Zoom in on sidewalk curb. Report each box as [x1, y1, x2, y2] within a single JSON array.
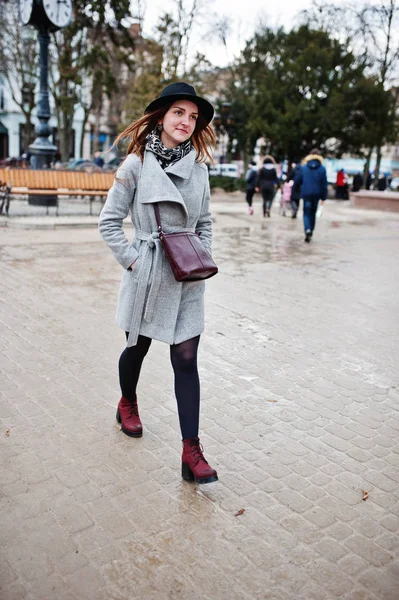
[[0, 217, 100, 229]]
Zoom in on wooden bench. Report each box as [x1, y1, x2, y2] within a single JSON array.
[[0, 168, 115, 215]]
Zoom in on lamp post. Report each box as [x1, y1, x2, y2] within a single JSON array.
[[28, 29, 57, 171], [213, 102, 235, 165], [19, 0, 73, 206]]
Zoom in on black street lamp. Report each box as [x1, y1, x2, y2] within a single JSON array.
[[28, 29, 57, 171], [213, 101, 235, 164], [19, 0, 73, 205]]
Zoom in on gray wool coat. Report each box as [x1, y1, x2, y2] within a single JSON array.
[[98, 149, 213, 347]]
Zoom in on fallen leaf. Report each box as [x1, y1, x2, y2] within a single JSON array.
[[267, 399, 278, 403], [234, 508, 245, 517], [361, 490, 369, 501], [5, 430, 9, 436]]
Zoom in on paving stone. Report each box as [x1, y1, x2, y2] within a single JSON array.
[[1, 199, 398, 599], [380, 514, 399, 532], [345, 536, 394, 567], [358, 569, 399, 600], [303, 506, 337, 529]]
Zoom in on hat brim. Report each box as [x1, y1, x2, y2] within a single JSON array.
[[145, 94, 214, 125]]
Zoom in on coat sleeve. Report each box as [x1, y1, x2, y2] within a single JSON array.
[[98, 157, 139, 270], [321, 167, 328, 201], [195, 171, 213, 255], [293, 167, 303, 196]]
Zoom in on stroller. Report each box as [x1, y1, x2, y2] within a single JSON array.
[[279, 180, 294, 216]]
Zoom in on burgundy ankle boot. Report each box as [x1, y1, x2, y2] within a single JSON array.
[[182, 437, 218, 484], [116, 396, 142, 437]]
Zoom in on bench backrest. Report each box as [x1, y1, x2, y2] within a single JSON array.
[[0, 168, 115, 191]]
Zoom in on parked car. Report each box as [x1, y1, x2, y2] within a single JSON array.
[[103, 156, 124, 172], [208, 163, 239, 178], [389, 176, 399, 191], [66, 159, 102, 173]]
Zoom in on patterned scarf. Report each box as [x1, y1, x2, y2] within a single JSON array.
[[145, 129, 192, 170]]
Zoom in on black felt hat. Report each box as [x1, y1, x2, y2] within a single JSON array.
[[145, 82, 214, 125]]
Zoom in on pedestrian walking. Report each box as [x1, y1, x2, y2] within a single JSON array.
[[377, 173, 387, 191], [94, 151, 104, 167], [245, 160, 258, 215], [255, 155, 280, 217], [366, 171, 373, 190], [352, 172, 363, 192], [287, 162, 301, 218], [294, 148, 328, 243], [281, 179, 293, 216], [99, 82, 218, 484], [335, 168, 347, 199]]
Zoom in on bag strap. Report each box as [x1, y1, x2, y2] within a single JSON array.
[[153, 204, 163, 234]]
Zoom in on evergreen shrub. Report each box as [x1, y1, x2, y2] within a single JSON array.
[[209, 176, 246, 192]]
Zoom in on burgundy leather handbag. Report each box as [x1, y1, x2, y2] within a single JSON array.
[[154, 204, 218, 282]]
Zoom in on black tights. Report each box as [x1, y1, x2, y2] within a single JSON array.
[[119, 334, 200, 439]]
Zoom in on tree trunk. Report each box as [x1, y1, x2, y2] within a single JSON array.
[[79, 107, 90, 159], [363, 148, 372, 189], [21, 113, 35, 152], [374, 145, 382, 186], [59, 112, 73, 162], [92, 104, 102, 156]]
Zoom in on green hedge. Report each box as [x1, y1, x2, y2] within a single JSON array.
[[209, 176, 246, 192]]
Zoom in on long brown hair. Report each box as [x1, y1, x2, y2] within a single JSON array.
[[114, 103, 216, 164]]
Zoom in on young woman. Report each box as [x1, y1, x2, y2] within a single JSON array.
[[99, 82, 218, 484]]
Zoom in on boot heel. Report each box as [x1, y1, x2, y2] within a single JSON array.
[[116, 409, 121, 423], [181, 461, 194, 481]]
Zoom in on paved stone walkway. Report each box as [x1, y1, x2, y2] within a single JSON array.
[[0, 195, 398, 600]]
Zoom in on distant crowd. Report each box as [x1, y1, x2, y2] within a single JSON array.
[[243, 149, 394, 244]]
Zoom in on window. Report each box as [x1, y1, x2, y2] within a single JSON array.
[[22, 87, 34, 106]]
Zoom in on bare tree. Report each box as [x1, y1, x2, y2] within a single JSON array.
[[301, 0, 399, 183], [358, 0, 399, 180], [0, 2, 39, 153], [154, 0, 214, 79]]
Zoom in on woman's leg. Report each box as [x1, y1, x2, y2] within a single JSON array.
[[171, 335, 218, 484], [170, 335, 200, 439], [117, 334, 152, 437], [119, 334, 152, 399], [268, 189, 276, 211], [261, 190, 268, 216]]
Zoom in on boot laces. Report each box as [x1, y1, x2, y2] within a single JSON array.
[[128, 402, 139, 417], [190, 441, 208, 467]]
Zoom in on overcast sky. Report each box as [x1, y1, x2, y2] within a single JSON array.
[[140, 0, 319, 67]]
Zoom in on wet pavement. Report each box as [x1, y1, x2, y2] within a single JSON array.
[[1, 194, 399, 600]]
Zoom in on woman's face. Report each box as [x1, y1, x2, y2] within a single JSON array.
[[159, 100, 198, 148]]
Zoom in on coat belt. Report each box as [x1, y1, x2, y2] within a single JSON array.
[[127, 229, 161, 347], [126, 226, 196, 347]]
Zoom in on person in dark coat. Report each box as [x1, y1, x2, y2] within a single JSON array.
[[287, 162, 302, 218], [366, 171, 373, 190], [294, 148, 328, 243], [377, 173, 387, 191], [255, 155, 279, 217], [352, 172, 363, 192], [245, 160, 258, 215]]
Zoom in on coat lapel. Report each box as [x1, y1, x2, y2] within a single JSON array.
[[138, 150, 196, 214]]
